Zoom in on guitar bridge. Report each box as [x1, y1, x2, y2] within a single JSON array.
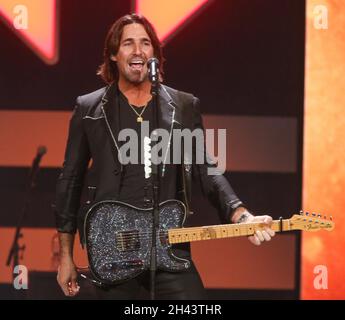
[[101, 260, 144, 272]]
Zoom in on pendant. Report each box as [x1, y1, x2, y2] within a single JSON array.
[[137, 116, 143, 122]]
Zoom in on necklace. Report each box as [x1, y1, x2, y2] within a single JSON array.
[[128, 102, 149, 122]]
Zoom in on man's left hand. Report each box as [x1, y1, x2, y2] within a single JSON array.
[[246, 215, 275, 246], [231, 208, 275, 246]]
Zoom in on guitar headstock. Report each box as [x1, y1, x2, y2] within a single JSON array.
[[290, 211, 335, 232]]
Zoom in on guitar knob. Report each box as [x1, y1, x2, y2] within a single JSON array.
[[300, 210, 304, 215]]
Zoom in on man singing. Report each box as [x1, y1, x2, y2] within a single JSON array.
[[55, 13, 275, 299]]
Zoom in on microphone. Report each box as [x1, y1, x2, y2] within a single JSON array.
[[6, 145, 47, 269], [29, 146, 47, 186], [147, 57, 159, 84], [33, 146, 47, 166]]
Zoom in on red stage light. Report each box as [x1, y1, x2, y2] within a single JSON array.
[[0, 0, 59, 65], [135, 0, 210, 43]]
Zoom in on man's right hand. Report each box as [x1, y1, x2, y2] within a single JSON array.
[[57, 257, 80, 297]]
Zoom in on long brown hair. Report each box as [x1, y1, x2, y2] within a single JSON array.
[[97, 13, 165, 84]]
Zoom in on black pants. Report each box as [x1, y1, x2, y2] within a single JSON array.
[[92, 261, 207, 300]]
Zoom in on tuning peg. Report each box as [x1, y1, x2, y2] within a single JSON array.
[[305, 212, 309, 216], [330, 216, 333, 221], [324, 215, 327, 219], [299, 210, 304, 215], [317, 214, 322, 218], [312, 213, 316, 217]]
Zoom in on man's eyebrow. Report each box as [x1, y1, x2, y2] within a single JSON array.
[[121, 37, 131, 43], [121, 37, 151, 43]]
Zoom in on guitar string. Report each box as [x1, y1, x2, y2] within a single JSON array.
[[109, 220, 290, 238], [114, 227, 275, 248], [112, 222, 322, 248], [91, 221, 321, 246], [109, 219, 324, 240], [114, 225, 254, 239], [114, 232, 251, 245], [110, 223, 291, 244], [111, 224, 259, 240], [111, 223, 280, 242]]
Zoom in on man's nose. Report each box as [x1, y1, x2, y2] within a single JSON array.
[[133, 43, 143, 55]]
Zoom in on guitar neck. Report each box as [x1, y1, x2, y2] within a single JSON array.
[[168, 219, 293, 244]]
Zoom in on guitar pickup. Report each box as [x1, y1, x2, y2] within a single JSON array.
[[115, 230, 141, 252]]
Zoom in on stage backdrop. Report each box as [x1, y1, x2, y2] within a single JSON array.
[[302, 0, 345, 299]]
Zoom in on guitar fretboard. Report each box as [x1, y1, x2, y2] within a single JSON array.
[[168, 219, 292, 244]]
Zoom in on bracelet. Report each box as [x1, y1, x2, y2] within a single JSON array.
[[237, 212, 250, 224]]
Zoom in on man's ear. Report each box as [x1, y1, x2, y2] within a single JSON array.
[[110, 55, 117, 62]]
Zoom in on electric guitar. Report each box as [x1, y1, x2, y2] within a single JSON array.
[[83, 199, 334, 285]]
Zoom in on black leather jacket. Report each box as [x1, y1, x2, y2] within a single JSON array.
[[54, 84, 243, 244]]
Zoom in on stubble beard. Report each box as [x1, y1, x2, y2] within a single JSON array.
[[123, 69, 148, 85]]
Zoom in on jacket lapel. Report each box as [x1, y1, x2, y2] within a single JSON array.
[[99, 83, 124, 168], [158, 85, 177, 176], [158, 84, 175, 131], [98, 83, 177, 176]]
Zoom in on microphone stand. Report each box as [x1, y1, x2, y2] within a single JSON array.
[[149, 71, 160, 300], [6, 146, 47, 287]]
